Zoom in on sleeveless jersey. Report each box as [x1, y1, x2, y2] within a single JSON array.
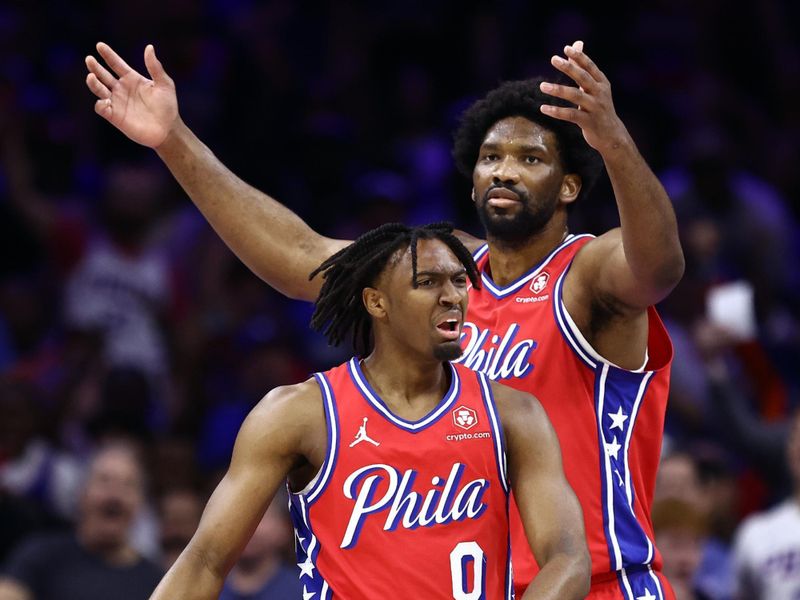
[[454, 234, 674, 600], [289, 358, 513, 600]]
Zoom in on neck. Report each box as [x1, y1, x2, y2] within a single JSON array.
[[486, 214, 568, 287], [230, 555, 280, 594], [360, 346, 450, 415]]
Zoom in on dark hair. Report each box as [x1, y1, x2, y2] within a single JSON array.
[[452, 78, 603, 204], [309, 222, 480, 355]]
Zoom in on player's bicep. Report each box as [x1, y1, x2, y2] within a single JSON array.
[[572, 229, 673, 311], [501, 389, 586, 563]]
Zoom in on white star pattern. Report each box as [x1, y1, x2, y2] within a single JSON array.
[[605, 436, 622, 460], [608, 406, 629, 430], [636, 589, 656, 600], [614, 468, 624, 486], [303, 585, 316, 600], [297, 557, 315, 578]]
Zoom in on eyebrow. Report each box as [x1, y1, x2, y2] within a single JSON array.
[[480, 142, 548, 154]]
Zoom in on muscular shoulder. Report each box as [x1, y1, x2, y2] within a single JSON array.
[[241, 377, 326, 459]]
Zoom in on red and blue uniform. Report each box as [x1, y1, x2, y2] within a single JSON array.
[[456, 234, 675, 600], [289, 358, 512, 599]]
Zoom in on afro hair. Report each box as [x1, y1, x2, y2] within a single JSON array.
[[452, 78, 604, 204]]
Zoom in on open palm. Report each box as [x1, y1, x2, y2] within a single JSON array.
[[85, 42, 178, 148]]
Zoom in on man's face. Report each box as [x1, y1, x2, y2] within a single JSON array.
[[373, 238, 469, 362], [240, 497, 292, 562], [80, 447, 143, 545], [472, 116, 570, 244]]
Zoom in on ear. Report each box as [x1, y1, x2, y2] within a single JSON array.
[[363, 287, 387, 320], [559, 173, 581, 206], [471, 187, 477, 203]]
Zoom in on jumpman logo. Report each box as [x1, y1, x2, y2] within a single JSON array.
[[349, 417, 380, 448]]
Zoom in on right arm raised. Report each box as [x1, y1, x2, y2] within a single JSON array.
[[85, 42, 349, 301], [149, 380, 321, 599]]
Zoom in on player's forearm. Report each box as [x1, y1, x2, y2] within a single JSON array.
[[603, 135, 684, 299], [520, 549, 591, 600], [155, 120, 342, 301], [148, 548, 226, 600]]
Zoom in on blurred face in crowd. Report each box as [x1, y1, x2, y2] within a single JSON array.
[[159, 489, 204, 569], [239, 495, 292, 565], [655, 452, 704, 510], [657, 525, 704, 599], [79, 445, 144, 550], [652, 498, 707, 600]]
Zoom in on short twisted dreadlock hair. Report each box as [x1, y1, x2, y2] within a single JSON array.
[[452, 78, 603, 205], [309, 222, 480, 356]]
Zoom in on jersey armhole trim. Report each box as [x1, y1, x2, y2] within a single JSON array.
[[553, 266, 651, 373], [291, 372, 339, 503], [477, 372, 510, 494]]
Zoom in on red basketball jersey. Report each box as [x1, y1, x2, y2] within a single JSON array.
[[289, 358, 513, 599], [455, 234, 673, 599]]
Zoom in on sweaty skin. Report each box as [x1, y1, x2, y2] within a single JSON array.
[[146, 240, 589, 600]]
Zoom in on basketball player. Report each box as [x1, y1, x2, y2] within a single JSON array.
[[148, 224, 589, 599], [85, 39, 683, 599]]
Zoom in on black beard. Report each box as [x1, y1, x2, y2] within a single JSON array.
[[476, 186, 557, 246], [434, 342, 463, 361]]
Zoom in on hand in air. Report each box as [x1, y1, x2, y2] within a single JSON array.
[[85, 42, 178, 148], [539, 40, 631, 154]]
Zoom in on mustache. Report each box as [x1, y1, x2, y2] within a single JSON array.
[[482, 183, 525, 203]]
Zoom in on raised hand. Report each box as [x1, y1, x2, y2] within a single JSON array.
[[539, 41, 631, 155], [85, 42, 179, 148]]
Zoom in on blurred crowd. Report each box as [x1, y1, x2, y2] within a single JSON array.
[[1, 1, 799, 599]]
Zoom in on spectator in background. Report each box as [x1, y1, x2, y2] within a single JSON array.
[[0, 442, 161, 600], [652, 498, 709, 600], [0, 377, 82, 522], [63, 163, 177, 395], [157, 487, 204, 570], [656, 450, 735, 600], [732, 409, 800, 599], [219, 490, 300, 600]]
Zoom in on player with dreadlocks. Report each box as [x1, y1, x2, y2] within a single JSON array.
[[309, 222, 480, 357], [147, 223, 589, 600]]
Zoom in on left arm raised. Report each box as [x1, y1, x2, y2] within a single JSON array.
[[541, 41, 684, 309], [493, 382, 590, 600]]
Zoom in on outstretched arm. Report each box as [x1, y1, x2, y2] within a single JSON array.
[[541, 41, 684, 311], [85, 42, 349, 301], [493, 382, 590, 600], [149, 381, 319, 599]]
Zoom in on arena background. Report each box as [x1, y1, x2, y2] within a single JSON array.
[[1, 1, 798, 597]]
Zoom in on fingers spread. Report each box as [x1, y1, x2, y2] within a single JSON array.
[[96, 41, 133, 77], [86, 73, 111, 99], [540, 104, 585, 126], [539, 81, 588, 109], [563, 43, 605, 83], [550, 54, 596, 91], [85, 55, 117, 89]]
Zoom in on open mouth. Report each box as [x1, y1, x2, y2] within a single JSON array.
[[435, 315, 462, 341]]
